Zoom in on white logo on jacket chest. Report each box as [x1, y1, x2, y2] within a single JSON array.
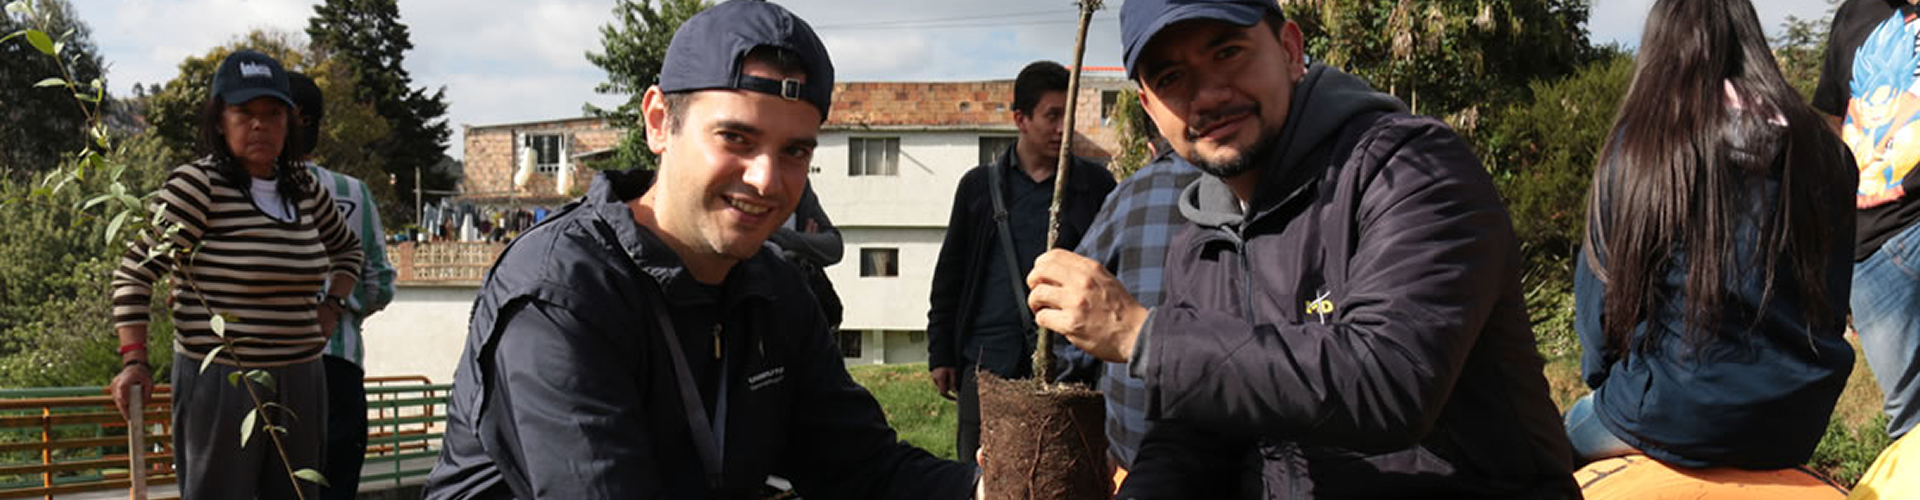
[[748, 367, 785, 391]]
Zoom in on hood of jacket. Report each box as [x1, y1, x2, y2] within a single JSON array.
[[1179, 63, 1408, 230]]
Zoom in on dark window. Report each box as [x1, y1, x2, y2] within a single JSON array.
[[1100, 90, 1120, 125], [978, 136, 1017, 166], [525, 134, 563, 174], [860, 248, 899, 277], [839, 331, 863, 358], [848, 137, 900, 176]]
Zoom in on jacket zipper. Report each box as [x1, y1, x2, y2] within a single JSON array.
[[1226, 227, 1256, 324]]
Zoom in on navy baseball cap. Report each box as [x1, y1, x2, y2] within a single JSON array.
[[659, 0, 835, 121], [210, 49, 294, 108], [1121, 0, 1283, 79]]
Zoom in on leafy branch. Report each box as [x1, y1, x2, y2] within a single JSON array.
[[4, 0, 327, 495]]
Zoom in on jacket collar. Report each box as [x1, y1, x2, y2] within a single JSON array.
[[585, 168, 778, 307]]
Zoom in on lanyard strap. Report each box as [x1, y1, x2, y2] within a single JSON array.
[[985, 161, 1038, 332], [646, 291, 727, 493]]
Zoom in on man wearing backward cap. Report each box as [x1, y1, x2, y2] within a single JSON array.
[[423, 1, 975, 498]]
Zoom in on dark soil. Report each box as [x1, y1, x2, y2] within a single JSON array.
[[978, 372, 1109, 500]]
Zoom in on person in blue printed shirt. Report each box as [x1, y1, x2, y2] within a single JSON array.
[[1071, 117, 1199, 480], [1814, 0, 1920, 441], [290, 71, 398, 500]]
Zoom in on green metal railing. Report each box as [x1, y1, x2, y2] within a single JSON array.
[[0, 376, 447, 499], [361, 377, 451, 487]]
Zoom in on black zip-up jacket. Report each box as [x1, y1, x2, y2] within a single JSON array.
[[423, 169, 972, 499], [1119, 65, 1579, 499], [926, 145, 1116, 371]]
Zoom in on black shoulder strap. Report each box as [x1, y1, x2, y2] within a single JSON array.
[[985, 162, 1038, 331], [644, 290, 727, 493]]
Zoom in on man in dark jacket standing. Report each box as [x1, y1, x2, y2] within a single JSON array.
[[422, 2, 973, 498], [1025, 0, 1578, 497], [926, 61, 1116, 469]]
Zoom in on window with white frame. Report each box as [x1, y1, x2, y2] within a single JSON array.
[[978, 136, 1017, 166], [523, 133, 564, 174], [848, 137, 899, 176]]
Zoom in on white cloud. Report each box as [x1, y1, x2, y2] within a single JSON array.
[[76, 0, 312, 90], [820, 33, 936, 79]]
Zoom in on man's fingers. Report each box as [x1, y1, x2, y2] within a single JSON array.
[[1026, 249, 1081, 288], [1036, 248, 1096, 273], [1027, 282, 1060, 312], [1034, 308, 1075, 337]]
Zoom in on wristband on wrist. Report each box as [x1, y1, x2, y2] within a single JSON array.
[[118, 343, 146, 355], [323, 295, 348, 310], [122, 359, 150, 370]]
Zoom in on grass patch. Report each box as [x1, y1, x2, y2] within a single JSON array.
[[849, 362, 957, 461]]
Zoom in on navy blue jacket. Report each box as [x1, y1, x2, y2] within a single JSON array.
[[423, 169, 972, 499], [1578, 144, 1856, 469], [1119, 65, 1577, 499]]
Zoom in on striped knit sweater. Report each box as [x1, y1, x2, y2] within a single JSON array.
[[112, 157, 365, 367]]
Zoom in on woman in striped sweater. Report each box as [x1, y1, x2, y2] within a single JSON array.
[[108, 50, 363, 500]]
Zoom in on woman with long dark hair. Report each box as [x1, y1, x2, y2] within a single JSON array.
[[1567, 0, 1857, 470], [108, 50, 363, 499]]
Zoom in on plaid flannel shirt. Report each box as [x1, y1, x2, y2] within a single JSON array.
[[1072, 153, 1201, 468]]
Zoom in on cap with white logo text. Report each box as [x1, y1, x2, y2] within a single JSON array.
[[210, 49, 295, 109]]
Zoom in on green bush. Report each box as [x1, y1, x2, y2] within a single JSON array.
[[1479, 50, 1632, 269], [0, 132, 176, 388]]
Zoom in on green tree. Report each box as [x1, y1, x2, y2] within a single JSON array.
[[1107, 88, 1152, 179], [585, 0, 709, 171], [1284, 0, 1593, 135], [307, 0, 453, 225], [1481, 49, 1631, 264], [1775, 1, 1840, 100], [1476, 50, 1632, 362], [0, 132, 176, 387], [0, 0, 103, 180]]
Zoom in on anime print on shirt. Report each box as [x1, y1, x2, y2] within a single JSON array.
[[1844, 11, 1920, 208]]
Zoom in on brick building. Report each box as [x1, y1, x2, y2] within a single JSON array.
[[460, 116, 623, 206]]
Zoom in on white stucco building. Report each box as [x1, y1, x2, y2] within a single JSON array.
[[812, 75, 1128, 365]]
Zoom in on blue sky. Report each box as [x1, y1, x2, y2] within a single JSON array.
[[69, 0, 1835, 160]]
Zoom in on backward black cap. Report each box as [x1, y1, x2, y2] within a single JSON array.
[[659, 0, 835, 121]]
